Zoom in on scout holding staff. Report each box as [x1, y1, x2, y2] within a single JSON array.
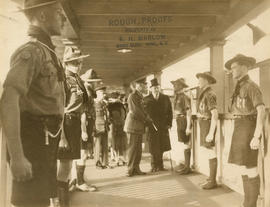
[[57, 47, 91, 206], [196, 72, 219, 190], [93, 84, 111, 169], [144, 78, 173, 172], [0, 0, 66, 206], [225, 54, 265, 207], [124, 79, 153, 177], [171, 78, 192, 175]]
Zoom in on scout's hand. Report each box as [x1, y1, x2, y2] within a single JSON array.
[[59, 132, 69, 149], [206, 133, 214, 142], [82, 131, 88, 142], [10, 157, 32, 182], [250, 137, 260, 150], [186, 128, 191, 136]]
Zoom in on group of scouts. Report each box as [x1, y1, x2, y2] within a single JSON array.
[[0, 1, 266, 207]]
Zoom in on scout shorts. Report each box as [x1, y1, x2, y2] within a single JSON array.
[[228, 117, 258, 168], [199, 119, 216, 149], [176, 116, 191, 144]]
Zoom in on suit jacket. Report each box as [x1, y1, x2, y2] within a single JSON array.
[[144, 93, 173, 152], [124, 90, 148, 134]]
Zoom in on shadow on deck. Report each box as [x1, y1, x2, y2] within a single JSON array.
[[70, 154, 242, 207]]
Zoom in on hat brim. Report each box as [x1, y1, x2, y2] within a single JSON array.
[[95, 86, 106, 91], [150, 83, 160, 88], [83, 78, 102, 83], [64, 54, 90, 63], [16, 1, 57, 12], [170, 80, 188, 88], [225, 56, 256, 70], [196, 73, 216, 84]]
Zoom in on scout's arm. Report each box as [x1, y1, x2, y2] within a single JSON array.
[[186, 108, 192, 135], [206, 108, 218, 142], [167, 95, 173, 128], [250, 105, 265, 150], [81, 112, 88, 141]]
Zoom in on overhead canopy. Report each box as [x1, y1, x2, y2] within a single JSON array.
[[11, 0, 270, 87]]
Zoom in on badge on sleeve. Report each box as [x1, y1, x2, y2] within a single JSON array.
[[20, 51, 31, 60]]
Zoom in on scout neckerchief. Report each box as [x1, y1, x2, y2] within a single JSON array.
[[231, 75, 249, 106]]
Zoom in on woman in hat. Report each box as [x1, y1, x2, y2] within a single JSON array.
[[171, 78, 192, 175], [196, 72, 218, 190], [225, 54, 265, 207]]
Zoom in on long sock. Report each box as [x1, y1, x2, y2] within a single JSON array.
[[184, 149, 191, 168], [209, 158, 217, 182], [57, 181, 69, 207], [248, 175, 260, 207], [242, 175, 249, 207], [76, 165, 86, 185]]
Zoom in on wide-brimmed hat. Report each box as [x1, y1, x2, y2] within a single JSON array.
[[63, 47, 89, 63], [171, 78, 188, 88], [196, 72, 216, 84], [225, 54, 256, 70], [95, 84, 106, 91], [110, 91, 120, 99], [150, 78, 160, 88], [135, 78, 147, 85], [80, 69, 102, 82], [17, 0, 57, 12]]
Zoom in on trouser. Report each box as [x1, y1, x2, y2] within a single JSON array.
[[126, 133, 143, 173], [94, 132, 108, 166]]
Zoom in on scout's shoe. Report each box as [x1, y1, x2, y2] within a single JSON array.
[[178, 166, 192, 175], [76, 183, 98, 192], [201, 180, 217, 190], [134, 169, 147, 175]]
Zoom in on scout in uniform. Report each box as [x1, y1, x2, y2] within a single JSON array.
[[225, 54, 265, 207], [80, 69, 102, 161], [196, 72, 218, 190], [171, 78, 192, 175], [124, 79, 152, 177], [93, 85, 111, 169], [56, 47, 90, 206], [144, 78, 173, 172], [0, 1, 66, 206]]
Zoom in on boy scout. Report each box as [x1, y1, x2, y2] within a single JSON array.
[[196, 72, 218, 190], [0, 1, 66, 206], [171, 78, 192, 175], [124, 79, 152, 177], [225, 54, 265, 207], [57, 47, 90, 206], [93, 85, 111, 169]]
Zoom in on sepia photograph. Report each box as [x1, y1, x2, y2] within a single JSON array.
[[0, 0, 270, 207]]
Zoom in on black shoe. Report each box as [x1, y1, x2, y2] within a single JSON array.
[[178, 167, 192, 175], [134, 170, 147, 175], [150, 168, 157, 173], [159, 167, 168, 171]]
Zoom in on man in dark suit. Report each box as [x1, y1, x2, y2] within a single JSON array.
[[144, 78, 173, 172], [124, 79, 151, 177]]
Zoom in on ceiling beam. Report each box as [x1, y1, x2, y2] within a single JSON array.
[[72, 1, 228, 16], [77, 15, 216, 28], [130, 0, 270, 80], [59, 0, 80, 38]]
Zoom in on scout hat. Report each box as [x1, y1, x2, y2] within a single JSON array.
[[80, 69, 102, 82], [95, 84, 106, 91], [135, 78, 147, 85], [150, 78, 159, 87], [196, 71, 216, 84], [110, 91, 120, 99], [225, 54, 256, 70], [170, 78, 188, 88], [63, 47, 89, 63], [17, 0, 57, 12]]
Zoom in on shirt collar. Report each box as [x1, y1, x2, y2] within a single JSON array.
[[237, 75, 249, 86], [27, 25, 55, 51]]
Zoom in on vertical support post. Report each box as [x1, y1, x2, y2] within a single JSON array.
[[259, 63, 270, 207], [209, 40, 226, 183]]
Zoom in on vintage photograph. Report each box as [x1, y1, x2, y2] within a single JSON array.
[[0, 0, 269, 207]]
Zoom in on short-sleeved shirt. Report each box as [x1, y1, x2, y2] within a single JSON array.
[[94, 99, 109, 132], [197, 86, 217, 119], [65, 71, 88, 114], [174, 92, 191, 115], [3, 25, 65, 116], [231, 75, 264, 115]]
